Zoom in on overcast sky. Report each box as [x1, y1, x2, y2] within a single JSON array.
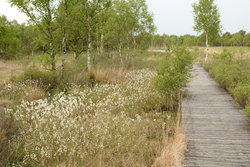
[[0, 0, 250, 35]]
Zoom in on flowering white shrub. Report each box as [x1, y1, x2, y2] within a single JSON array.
[[6, 69, 173, 166]]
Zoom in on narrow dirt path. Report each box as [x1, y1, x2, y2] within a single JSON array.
[[182, 64, 250, 167]]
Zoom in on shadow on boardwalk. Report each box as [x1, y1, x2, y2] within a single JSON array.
[[183, 64, 250, 167]]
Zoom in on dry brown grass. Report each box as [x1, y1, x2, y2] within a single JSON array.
[[23, 86, 46, 102], [0, 60, 24, 85], [89, 67, 125, 83], [197, 47, 250, 60], [152, 127, 187, 167]]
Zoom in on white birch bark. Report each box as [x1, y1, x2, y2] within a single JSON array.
[[205, 33, 209, 62], [119, 40, 123, 64], [87, 15, 92, 71]]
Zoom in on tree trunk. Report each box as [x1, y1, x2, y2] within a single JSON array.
[[87, 28, 91, 71], [100, 34, 104, 55], [133, 36, 136, 50], [51, 55, 56, 70], [61, 0, 68, 79], [74, 52, 80, 59], [119, 41, 123, 65], [31, 50, 34, 57], [205, 33, 209, 62], [126, 35, 130, 61], [86, 3, 92, 71], [50, 42, 56, 71], [61, 36, 66, 79]]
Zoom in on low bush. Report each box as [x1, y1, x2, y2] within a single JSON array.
[[244, 101, 250, 115], [12, 68, 59, 91], [154, 46, 194, 110], [231, 84, 250, 107]]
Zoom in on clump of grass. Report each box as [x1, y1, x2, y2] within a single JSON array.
[[244, 101, 250, 115], [89, 67, 124, 83], [0, 80, 46, 103], [11, 68, 59, 91], [152, 127, 187, 167], [232, 84, 250, 107]]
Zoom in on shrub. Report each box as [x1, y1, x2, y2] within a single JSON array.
[[244, 101, 250, 116], [154, 46, 193, 111], [61, 56, 89, 85], [231, 84, 250, 107], [154, 46, 193, 96], [12, 68, 59, 91]]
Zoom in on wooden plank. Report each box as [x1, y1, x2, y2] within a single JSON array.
[[183, 65, 250, 167]]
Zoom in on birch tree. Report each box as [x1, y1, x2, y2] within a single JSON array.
[[83, 0, 112, 71], [103, 0, 154, 64], [193, 0, 221, 62], [57, 0, 70, 77], [9, 0, 60, 70]]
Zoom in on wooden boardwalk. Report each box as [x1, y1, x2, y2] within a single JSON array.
[[182, 64, 250, 167]]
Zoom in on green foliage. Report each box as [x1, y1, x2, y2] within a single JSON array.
[[61, 56, 90, 85], [205, 50, 250, 115], [154, 46, 193, 95], [244, 102, 250, 116], [193, 0, 221, 61], [0, 15, 22, 59], [151, 30, 250, 48], [38, 53, 55, 69], [9, 0, 60, 70], [232, 84, 250, 107], [193, 0, 221, 36]]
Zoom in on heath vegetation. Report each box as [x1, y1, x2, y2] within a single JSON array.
[[203, 48, 250, 115], [1, 0, 249, 166]]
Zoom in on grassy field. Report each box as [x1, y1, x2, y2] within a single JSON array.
[[194, 46, 250, 62], [0, 50, 191, 167]]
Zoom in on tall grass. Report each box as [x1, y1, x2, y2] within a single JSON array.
[[3, 69, 178, 166], [152, 128, 187, 167]]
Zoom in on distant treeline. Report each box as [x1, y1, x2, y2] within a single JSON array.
[[151, 30, 250, 48]]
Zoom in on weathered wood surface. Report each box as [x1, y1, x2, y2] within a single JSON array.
[[183, 64, 250, 167]]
